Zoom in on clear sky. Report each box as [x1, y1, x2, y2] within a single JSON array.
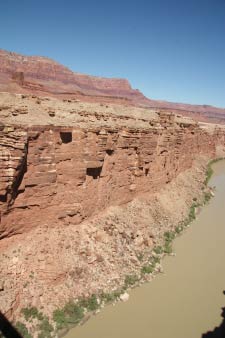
[[0, 0, 225, 107]]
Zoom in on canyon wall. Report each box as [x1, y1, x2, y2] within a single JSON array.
[[0, 49, 144, 100], [1, 49, 225, 124], [1, 96, 225, 330], [1, 113, 225, 240]]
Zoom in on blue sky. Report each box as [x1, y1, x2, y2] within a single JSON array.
[[0, 0, 225, 107]]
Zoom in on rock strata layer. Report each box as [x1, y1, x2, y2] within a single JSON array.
[[0, 49, 225, 123], [0, 92, 225, 331], [1, 99, 224, 239]]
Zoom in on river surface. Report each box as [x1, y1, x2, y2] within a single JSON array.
[[65, 161, 225, 338]]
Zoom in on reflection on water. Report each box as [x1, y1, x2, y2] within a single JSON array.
[[65, 161, 225, 338]]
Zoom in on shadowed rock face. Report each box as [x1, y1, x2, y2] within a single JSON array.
[[0, 49, 225, 123]]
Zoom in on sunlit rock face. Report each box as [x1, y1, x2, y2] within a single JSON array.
[[0, 49, 225, 123], [1, 108, 225, 239], [0, 89, 225, 324]]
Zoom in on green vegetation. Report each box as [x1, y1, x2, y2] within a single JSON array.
[[164, 242, 172, 254], [22, 306, 44, 321], [124, 274, 139, 287], [136, 252, 144, 261], [163, 231, 175, 254], [140, 251, 161, 276], [203, 191, 212, 204], [52, 309, 67, 330], [21, 307, 54, 337], [15, 322, 32, 338], [100, 292, 116, 303], [204, 158, 224, 185], [141, 265, 154, 275], [78, 294, 99, 311], [37, 317, 54, 338], [204, 165, 213, 185], [63, 301, 85, 323], [153, 246, 163, 254], [53, 301, 84, 330], [17, 158, 224, 338], [100, 290, 122, 304], [100, 288, 125, 303], [151, 255, 160, 265], [175, 225, 183, 234], [53, 295, 100, 331], [164, 231, 175, 242], [188, 204, 196, 221]]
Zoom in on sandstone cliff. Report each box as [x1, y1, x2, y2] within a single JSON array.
[[0, 49, 225, 123], [1, 93, 224, 240], [0, 49, 146, 104], [0, 92, 225, 337]]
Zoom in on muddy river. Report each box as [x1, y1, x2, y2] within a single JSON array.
[[65, 160, 225, 338]]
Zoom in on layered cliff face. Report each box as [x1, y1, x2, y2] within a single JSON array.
[[0, 92, 225, 332], [0, 49, 146, 103], [0, 49, 225, 123], [1, 97, 224, 240]]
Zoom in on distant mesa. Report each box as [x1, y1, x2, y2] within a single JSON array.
[[0, 48, 225, 123]]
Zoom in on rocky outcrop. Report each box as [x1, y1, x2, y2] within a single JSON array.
[[0, 111, 225, 239], [0, 126, 27, 229]]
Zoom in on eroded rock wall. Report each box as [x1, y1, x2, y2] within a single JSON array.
[[1, 114, 225, 239]]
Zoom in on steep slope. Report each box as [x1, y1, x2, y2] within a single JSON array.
[[0, 92, 225, 337]]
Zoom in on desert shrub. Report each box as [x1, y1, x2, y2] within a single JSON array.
[[164, 231, 175, 242], [37, 317, 53, 338], [124, 274, 139, 287], [63, 301, 84, 324], [22, 307, 44, 321], [53, 309, 67, 329], [100, 290, 122, 303], [204, 191, 211, 204], [153, 246, 163, 254], [164, 243, 172, 254], [175, 225, 183, 234], [86, 295, 99, 311], [151, 255, 160, 265], [141, 265, 154, 274], [204, 164, 213, 185], [15, 322, 32, 338], [188, 204, 196, 222], [78, 294, 99, 312]]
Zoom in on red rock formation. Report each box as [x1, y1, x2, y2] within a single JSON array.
[[0, 92, 225, 330], [0, 54, 225, 331], [0, 49, 225, 123], [0, 49, 145, 102], [0, 113, 225, 239]]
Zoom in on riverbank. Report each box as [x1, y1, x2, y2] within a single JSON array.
[[8, 156, 223, 338], [65, 159, 225, 338], [59, 158, 223, 338]]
